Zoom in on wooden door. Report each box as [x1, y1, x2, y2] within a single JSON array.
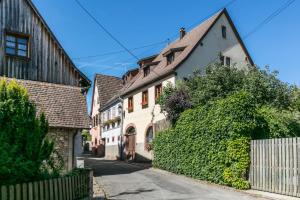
[[125, 134, 136, 160], [128, 135, 135, 152]]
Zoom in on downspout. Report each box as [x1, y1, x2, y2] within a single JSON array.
[[118, 97, 124, 160], [72, 131, 77, 169]]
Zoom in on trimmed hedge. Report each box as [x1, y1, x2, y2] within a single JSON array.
[[153, 90, 300, 189], [153, 91, 255, 189]]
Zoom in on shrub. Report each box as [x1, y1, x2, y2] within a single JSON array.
[[223, 137, 250, 189], [158, 82, 192, 125], [254, 106, 300, 139], [154, 91, 256, 189], [0, 79, 57, 185]]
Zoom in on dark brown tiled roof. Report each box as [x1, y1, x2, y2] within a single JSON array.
[[1, 77, 90, 129], [94, 74, 123, 108]]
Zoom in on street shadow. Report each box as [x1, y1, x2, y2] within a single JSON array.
[[109, 188, 155, 198], [84, 157, 151, 177]]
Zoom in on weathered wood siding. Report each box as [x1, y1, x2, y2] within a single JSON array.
[[250, 138, 300, 197], [0, 0, 88, 86]]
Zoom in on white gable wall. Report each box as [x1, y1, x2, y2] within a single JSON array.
[[90, 81, 101, 147], [176, 14, 250, 79]]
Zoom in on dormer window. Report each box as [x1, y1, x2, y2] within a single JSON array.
[[143, 66, 150, 77], [5, 32, 30, 58], [163, 46, 185, 65], [222, 25, 227, 39], [166, 53, 175, 65]]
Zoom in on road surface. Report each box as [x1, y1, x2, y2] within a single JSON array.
[[85, 157, 266, 200]]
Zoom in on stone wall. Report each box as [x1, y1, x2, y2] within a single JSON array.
[[135, 143, 153, 162], [48, 128, 77, 171]]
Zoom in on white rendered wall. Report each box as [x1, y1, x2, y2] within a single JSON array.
[[176, 14, 250, 79], [90, 82, 101, 147], [122, 75, 175, 159]]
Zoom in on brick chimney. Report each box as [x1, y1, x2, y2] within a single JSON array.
[[180, 27, 186, 39]]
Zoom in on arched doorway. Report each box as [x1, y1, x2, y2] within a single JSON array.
[[125, 126, 136, 161]]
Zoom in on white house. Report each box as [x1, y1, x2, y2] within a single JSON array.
[[120, 8, 253, 161], [100, 98, 123, 160], [90, 74, 123, 156]]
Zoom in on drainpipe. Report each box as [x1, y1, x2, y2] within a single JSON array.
[[118, 97, 124, 160]]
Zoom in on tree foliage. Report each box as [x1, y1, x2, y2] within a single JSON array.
[[82, 129, 91, 141], [158, 83, 192, 124], [159, 64, 297, 124], [0, 79, 56, 185]]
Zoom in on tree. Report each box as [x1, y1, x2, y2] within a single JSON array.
[[159, 63, 298, 122], [292, 88, 300, 111], [184, 64, 295, 109], [0, 79, 55, 185], [158, 82, 192, 125], [82, 129, 91, 142]]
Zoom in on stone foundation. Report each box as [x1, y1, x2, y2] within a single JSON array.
[[48, 128, 78, 171], [135, 143, 153, 162], [105, 145, 120, 160]]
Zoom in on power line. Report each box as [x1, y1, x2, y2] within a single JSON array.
[[188, 0, 238, 30], [73, 0, 237, 60], [169, 0, 238, 40], [243, 0, 296, 39], [73, 40, 168, 60], [74, 0, 140, 61]]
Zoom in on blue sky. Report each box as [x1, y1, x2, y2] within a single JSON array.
[[32, 0, 300, 110]]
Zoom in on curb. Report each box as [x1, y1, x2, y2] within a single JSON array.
[[93, 177, 107, 200]]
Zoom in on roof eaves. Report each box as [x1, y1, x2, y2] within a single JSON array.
[[137, 54, 159, 65], [25, 0, 91, 85], [121, 70, 176, 97]]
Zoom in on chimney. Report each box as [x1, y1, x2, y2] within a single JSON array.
[[180, 27, 186, 39]]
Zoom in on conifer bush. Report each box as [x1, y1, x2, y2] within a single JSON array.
[[0, 79, 57, 185]]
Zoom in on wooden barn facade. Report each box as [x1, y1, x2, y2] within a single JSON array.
[[0, 0, 90, 87], [0, 0, 90, 171]]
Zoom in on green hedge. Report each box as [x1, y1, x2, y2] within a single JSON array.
[[153, 91, 255, 189], [153, 90, 300, 189]]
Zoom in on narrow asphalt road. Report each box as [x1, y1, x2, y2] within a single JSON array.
[[85, 157, 267, 200]]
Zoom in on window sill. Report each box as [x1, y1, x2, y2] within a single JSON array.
[[128, 108, 134, 113], [5, 54, 30, 62], [142, 104, 149, 109]]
